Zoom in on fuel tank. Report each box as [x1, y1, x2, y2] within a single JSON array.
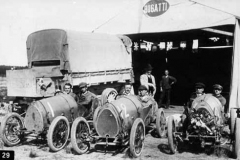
[[95, 95, 146, 138], [24, 94, 78, 133], [192, 94, 223, 124]]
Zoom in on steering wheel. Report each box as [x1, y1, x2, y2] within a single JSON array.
[[54, 90, 64, 96]]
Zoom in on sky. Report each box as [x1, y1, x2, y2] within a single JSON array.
[[0, 0, 239, 66], [0, 0, 130, 66]]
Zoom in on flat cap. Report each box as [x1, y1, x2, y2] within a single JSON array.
[[79, 82, 87, 88], [138, 85, 148, 90], [213, 84, 223, 90], [195, 82, 205, 88]]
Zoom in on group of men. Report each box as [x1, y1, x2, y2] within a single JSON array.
[[189, 82, 227, 113], [139, 63, 227, 111], [63, 82, 96, 118], [62, 65, 227, 122], [63, 79, 158, 121]]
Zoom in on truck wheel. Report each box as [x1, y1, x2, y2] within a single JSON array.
[[47, 116, 70, 152], [234, 118, 240, 158], [129, 118, 145, 158], [167, 115, 177, 154], [101, 88, 118, 105], [231, 108, 237, 135], [71, 117, 90, 154], [0, 113, 24, 146], [156, 108, 166, 138]]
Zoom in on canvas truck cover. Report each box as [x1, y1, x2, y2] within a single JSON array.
[[26, 29, 132, 73], [7, 29, 132, 97]]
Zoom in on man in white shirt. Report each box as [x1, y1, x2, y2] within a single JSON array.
[[140, 64, 156, 97]]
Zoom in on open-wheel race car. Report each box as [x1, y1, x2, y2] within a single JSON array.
[[0, 88, 119, 152], [167, 94, 230, 154], [69, 94, 166, 157], [0, 94, 81, 151]]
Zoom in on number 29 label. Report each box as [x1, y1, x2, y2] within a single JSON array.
[[0, 150, 14, 160]]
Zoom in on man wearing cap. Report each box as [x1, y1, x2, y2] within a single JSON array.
[[158, 69, 177, 109], [138, 85, 149, 102], [140, 64, 156, 97], [188, 82, 205, 108], [212, 84, 226, 107], [77, 82, 97, 118], [182, 82, 206, 139], [138, 85, 158, 122]]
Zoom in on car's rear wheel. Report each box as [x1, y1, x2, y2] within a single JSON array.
[[101, 88, 118, 105], [0, 113, 24, 146], [156, 108, 166, 138], [167, 115, 177, 154]]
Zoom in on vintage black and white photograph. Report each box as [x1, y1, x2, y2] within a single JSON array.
[[0, 0, 239, 159]]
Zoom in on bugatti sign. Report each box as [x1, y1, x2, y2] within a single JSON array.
[[143, 0, 170, 17]]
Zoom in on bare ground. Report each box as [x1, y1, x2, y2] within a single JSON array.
[[2, 133, 234, 160]]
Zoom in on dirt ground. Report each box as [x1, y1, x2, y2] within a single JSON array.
[[2, 133, 234, 160], [0, 106, 235, 160]]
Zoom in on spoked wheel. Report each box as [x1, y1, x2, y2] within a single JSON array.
[[234, 118, 240, 158], [0, 113, 24, 146], [167, 115, 177, 154], [71, 117, 90, 154], [101, 88, 118, 105], [47, 116, 70, 152], [156, 108, 166, 138], [130, 118, 145, 158]]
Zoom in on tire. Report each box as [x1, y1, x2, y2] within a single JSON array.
[[230, 108, 237, 135], [156, 108, 166, 138], [47, 116, 70, 152], [0, 113, 24, 146], [167, 115, 177, 154], [71, 117, 90, 154], [129, 118, 145, 158], [101, 88, 118, 105], [93, 106, 100, 129], [234, 118, 240, 158]]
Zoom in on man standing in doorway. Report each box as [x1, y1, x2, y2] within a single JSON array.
[[158, 69, 177, 109]]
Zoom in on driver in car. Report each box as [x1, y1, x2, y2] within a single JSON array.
[[63, 83, 78, 101], [212, 84, 228, 123], [212, 84, 226, 108], [138, 85, 158, 122], [77, 82, 97, 119], [187, 82, 205, 108]]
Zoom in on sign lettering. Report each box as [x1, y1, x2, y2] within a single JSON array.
[[143, 0, 170, 17]]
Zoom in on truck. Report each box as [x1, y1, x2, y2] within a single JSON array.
[[7, 29, 133, 102]]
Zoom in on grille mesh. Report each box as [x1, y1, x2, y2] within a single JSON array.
[[96, 108, 119, 138]]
